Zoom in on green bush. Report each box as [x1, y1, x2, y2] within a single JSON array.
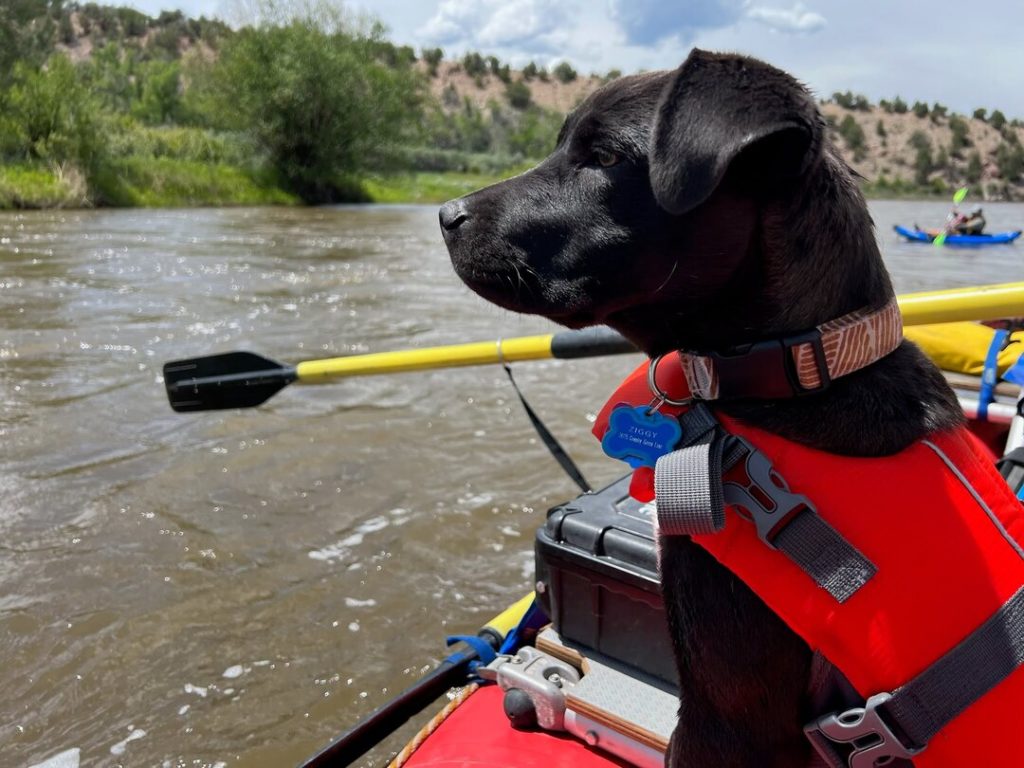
[[422, 47, 443, 76], [462, 51, 486, 77], [990, 110, 1007, 130], [838, 114, 865, 154], [506, 80, 532, 110], [553, 61, 577, 83], [892, 97, 908, 114], [912, 101, 929, 118], [201, 14, 424, 202], [996, 141, 1024, 181], [966, 150, 983, 183], [948, 115, 970, 155], [973, 108, 987, 121], [0, 55, 104, 174]]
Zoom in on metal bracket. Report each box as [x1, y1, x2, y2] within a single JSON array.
[[483, 647, 581, 731]]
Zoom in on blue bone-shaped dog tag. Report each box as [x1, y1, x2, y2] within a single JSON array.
[[601, 404, 683, 469]]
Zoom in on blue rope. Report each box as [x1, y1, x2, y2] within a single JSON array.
[[445, 634, 497, 678], [979, 329, 1009, 422]]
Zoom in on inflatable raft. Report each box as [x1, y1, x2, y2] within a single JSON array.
[[297, 322, 1024, 768]]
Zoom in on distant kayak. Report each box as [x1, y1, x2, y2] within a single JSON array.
[[894, 224, 1022, 245]]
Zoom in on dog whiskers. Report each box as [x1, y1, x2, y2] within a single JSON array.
[[654, 259, 679, 294]]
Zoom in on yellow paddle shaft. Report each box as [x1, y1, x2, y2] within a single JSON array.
[[296, 335, 556, 382], [294, 281, 1024, 383]]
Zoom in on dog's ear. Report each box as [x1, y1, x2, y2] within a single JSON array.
[[650, 49, 823, 215]]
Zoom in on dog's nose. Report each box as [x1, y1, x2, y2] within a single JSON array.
[[439, 199, 469, 232]]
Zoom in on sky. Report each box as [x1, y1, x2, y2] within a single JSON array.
[[124, 0, 1024, 118]]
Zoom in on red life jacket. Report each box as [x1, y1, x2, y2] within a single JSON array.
[[594, 360, 1024, 767]]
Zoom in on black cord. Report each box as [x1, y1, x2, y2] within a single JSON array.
[[502, 363, 592, 494]]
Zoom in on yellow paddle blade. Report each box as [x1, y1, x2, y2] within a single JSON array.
[[935, 187, 970, 247]]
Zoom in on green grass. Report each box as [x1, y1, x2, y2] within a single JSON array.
[[363, 166, 532, 204], [92, 157, 298, 207], [0, 163, 88, 208]]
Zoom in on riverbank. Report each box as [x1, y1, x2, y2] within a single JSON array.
[[0, 161, 532, 209], [0, 160, 977, 210]]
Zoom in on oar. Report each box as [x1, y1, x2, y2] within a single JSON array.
[[933, 186, 970, 246], [164, 281, 1024, 412], [299, 593, 534, 768], [163, 327, 638, 412]]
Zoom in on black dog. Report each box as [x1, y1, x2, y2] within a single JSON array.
[[440, 49, 961, 767]]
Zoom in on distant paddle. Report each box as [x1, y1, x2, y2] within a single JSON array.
[[934, 186, 970, 246]]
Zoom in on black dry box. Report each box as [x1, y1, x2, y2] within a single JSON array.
[[535, 475, 678, 687]]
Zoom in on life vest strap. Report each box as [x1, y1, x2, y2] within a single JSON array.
[[805, 583, 1024, 767], [654, 404, 876, 603]]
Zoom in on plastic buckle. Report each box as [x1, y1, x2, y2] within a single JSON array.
[[708, 329, 829, 400], [804, 693, 924, 768], [722, 437, 814, 548]]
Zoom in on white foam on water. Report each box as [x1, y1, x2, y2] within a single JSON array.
[[184, 683, 208, 697], [178, 704, 190, 715], [222, 664, 244, 679], [109, 728, 146, 756], [308, 516, 391, 562], [28, 748, 80, 768], [343, 597, 377, 608]]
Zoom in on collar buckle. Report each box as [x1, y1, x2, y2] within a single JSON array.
[[709, 329, 830, 400]]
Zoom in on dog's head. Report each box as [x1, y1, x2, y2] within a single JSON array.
[[441, 49, 880, 355]]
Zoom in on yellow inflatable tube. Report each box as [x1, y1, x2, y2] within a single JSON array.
[[905, 322, 1024, 377]]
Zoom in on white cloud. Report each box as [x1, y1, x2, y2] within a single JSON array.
[[419, 0, 570, 52], [745, 3, 826, 33]]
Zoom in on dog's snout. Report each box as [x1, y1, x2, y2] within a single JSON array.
[[439, 199, 470, 233]]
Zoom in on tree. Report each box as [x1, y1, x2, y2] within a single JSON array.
[[505, 79, 531, 110], [0, 0, 63, 81], [553, 61, 577, 83], [461, 51, 486, 77], [132, 59, 181, 125], [996, 141, 1024, 182], [948, 115, 970, 155], [990, 110, 1007, 130], [422, 47, 443, 77], [0, 54, 102, 173], [838, 114, 865, 159], [912, 101, 929, 118], [522, 61, 538, 81], [892, 96, 907, 114], [202, 11, 424, 201], [966, 150, 983, 183], [973, 107, 987, 121]]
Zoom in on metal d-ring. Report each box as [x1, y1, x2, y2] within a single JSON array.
[[647, 353, 692, 408]]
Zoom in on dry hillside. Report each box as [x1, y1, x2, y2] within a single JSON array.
[[427, 61, 1024, 200]]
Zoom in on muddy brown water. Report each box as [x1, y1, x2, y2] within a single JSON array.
[[2, 201, 1023, 767]]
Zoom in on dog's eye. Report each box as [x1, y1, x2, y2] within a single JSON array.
[[593, 149, 621, 168]]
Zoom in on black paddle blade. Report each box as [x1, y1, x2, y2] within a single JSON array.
[[163, 351, 297, 412]]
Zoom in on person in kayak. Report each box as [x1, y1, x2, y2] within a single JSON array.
[[949, 204, 986, 235]]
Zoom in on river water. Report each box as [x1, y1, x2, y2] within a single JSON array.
[[2, 200, 1023, 767]]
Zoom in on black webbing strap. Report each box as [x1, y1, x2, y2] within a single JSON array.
[[502, 364, 591, 494], [806, 584, 1024, 767], [654, 404, 875, 603]]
